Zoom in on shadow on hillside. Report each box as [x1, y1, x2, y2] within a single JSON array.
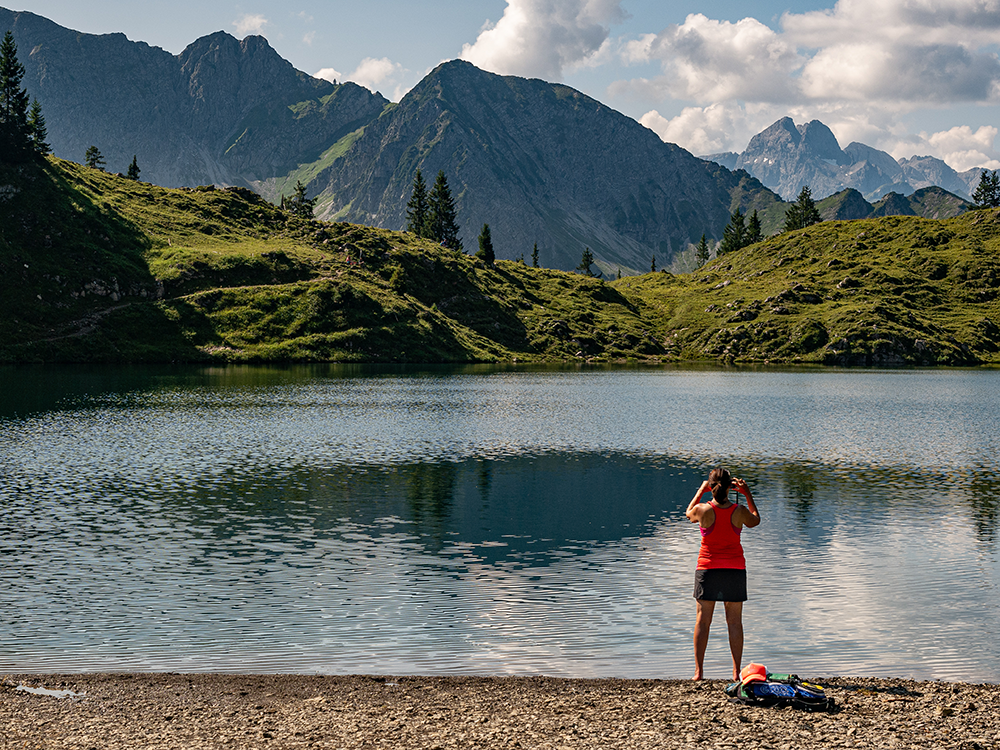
[[0, 159, 206, 362]]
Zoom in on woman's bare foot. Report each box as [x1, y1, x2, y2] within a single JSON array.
[[692, 672, 704, 681]]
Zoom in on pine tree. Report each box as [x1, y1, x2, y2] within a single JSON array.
[[577, 247, 600, 278], [427, 170, 462, 251], [783, 186, 822, 232], [127, 155, 140, 181], [972, 170, 1000, 210], [27, 98, 49, 156], [287, 179, 316, 218], [695, 234, 710, 267], [651, 255, 656, 273], [0, 30, 31, 162], [84, 146, 105, 171], [531, 242, 539, 268], [746, 209, 763, 244], [476, 223, 495, 266], [718, 208, 746, 255], [405, 169, 429, 236]]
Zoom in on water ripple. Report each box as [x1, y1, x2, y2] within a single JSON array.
[[0, 366, 998, 680]]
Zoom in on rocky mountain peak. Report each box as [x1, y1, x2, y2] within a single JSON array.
[[310, 58, 781, 271], [725, 116, 982, 202], [798, 120, 849, 165]]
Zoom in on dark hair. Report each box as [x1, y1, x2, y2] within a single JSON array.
[[709, 467, 732, 503]]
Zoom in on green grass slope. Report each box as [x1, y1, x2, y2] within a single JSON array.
[[3, 157, 1000, 366], [618, 212, 1000, 366], [0, 158, 661, 364]]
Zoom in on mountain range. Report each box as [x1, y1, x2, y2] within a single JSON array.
[[704, 118, 984, 202], [0, 6, 779, 272], [1, 8, 979, 273]]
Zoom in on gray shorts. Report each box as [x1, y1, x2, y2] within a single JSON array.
[[694, 568, 747, 601]]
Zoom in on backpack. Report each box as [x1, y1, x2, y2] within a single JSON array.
[[725, 665, 835, 712]]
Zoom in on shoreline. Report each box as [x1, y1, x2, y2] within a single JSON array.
[[3, 673, 998, 749]]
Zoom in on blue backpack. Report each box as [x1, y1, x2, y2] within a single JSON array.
[[725, 668, 835, 712]]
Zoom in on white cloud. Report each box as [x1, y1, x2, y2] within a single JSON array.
[[346, 57, 401, 90], [313, 67, 341, 84], [233, 13, 268, 37], [612, 0, 1000, 171], [920, 125, 1000, 171], [303, 31, 316, 46], [460, 0, 627, 80], [618, 14, 802, 104], [640, 103, 760, 155], [338, 57, 417, 101]]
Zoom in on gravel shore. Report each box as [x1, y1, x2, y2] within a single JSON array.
[[2, 673, 998, 749]]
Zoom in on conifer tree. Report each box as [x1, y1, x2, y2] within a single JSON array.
[[577, 247, 600, 278], [287, 179, 316, 218], [476, 223, 495, 266], [405, 169, 429, 236], [427, 170, 462, 251], [27, 98, 49, 155], [127, 155, 140, 181], [746, 209, 763, 244], [783, 186, 821, 232], [0, 30, 31, 162], [651, 255, 656, 273], [972, 170, 1000, 210], [84, 146, 105, 171], [531, 242, 539, 268], [718, 208, 746, 255], [695, 234, 710, 267]]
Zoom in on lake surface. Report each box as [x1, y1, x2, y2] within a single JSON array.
[[1, 365, 998, 681]]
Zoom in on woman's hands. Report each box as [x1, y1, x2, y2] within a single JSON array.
[[731, 477, 749, 496]]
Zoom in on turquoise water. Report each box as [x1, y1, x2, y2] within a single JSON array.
[[1, 365, 998, 680]]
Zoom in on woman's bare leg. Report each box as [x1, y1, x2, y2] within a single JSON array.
[[693, 599, 715, 680], [724, 601, 744, 681]]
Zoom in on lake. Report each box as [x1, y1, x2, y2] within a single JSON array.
[[1, 364, 998, 681]]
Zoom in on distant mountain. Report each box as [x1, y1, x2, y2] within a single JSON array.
[[817, 186, 971, 222], [704, 117, 985, 203], [305, 60, 782, 272], [0, 8, 388, 188], [1, 7, 785, 271]]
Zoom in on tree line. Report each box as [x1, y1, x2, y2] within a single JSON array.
[[1, 30, 49, 163], [2, 29, 150, 181]]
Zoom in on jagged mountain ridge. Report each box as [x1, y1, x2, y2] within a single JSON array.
[[2, 8, 786, 271], [703, 117, 983, 202], [0, 8, 388, 188], [817, 186, 971, 222], [309, 60, 782, 272]]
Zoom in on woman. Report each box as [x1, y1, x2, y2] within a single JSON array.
[[685, 467, 760, 681]]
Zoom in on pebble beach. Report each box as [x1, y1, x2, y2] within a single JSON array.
[[2, 673, 998, 749]]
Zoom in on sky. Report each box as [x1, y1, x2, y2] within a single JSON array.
[[9, 0, 1000, 171]]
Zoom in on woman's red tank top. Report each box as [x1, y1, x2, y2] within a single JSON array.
[[697, 500, 746, 570]]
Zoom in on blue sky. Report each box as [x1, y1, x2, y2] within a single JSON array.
[[10, 0, 1000, 171]]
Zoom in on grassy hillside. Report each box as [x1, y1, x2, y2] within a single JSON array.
[[620, 212, 1000, 365], [0, 158, 660, 364], [2, 157, 999, 366]]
